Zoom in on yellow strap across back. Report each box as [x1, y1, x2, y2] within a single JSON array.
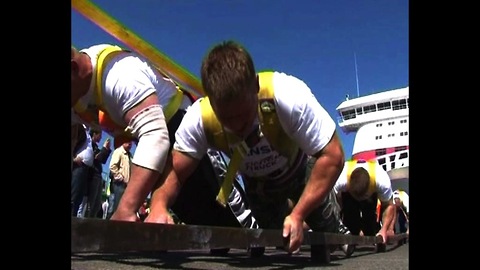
[[346, 160, 377, 196]]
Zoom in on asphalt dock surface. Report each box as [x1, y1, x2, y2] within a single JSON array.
[[72, 242, 408, 269]]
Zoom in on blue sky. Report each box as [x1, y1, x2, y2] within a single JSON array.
[[71, 0, 409, 179]]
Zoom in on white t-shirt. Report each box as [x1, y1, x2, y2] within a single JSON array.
[[334, 160, 393, 202], [174, 71, 336, 179], [76, 44, 191, 127]]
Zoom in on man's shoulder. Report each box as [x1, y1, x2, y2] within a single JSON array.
[[271, 71, 307, 88], [113, 147, 124, 154], [185, 98, 204, 117], [80, 44, 114, 55]]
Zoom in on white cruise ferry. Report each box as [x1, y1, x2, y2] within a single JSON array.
[[336, 86, 409, 193]]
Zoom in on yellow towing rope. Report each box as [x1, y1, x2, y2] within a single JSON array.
[[71, 0, 205, 98]]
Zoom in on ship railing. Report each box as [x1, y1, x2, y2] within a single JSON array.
[[337, 108, 408, 126]]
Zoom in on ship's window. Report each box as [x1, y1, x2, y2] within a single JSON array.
[[382, 164, 387, 171], [377, 101, 391, 111], [341, 109, 356, 120], [356, 107, 363, 115], [395, 146, 408, 151], [399, 152, 408, 159], [392, 99, 407, 111], [389, 155, 395, 161], [376, 123, 382, 127], [404, 131, 408, 135], [400, 119, 407, 124], [363, 104, 377, 114], [376, 148, 386, 156], [378, 157, 386, 165], [391, 162, 396, 169]]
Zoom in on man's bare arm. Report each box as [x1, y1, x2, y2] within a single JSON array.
[[290, 131, 345, 221], [111, 94, 168, 221], [380, 199, 396, 235], [147, 150, 201, 223]]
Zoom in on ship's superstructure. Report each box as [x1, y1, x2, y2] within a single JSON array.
[[336, 86, 409, 192]]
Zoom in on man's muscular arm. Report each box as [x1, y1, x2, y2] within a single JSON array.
[[111, 94, 170, 221], [146, 150, 201, 223], [283, 131, 345, 253], [378, 199, 396, 242]]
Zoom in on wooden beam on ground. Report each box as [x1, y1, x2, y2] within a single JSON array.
[[71, 217, 408, 263]]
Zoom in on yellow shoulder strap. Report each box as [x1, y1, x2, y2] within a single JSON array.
[[201, 70, 296, 157], [200, 97, 230, 153], [367, 160, 377, 195], [257, 71, 298, 159], [257, 71, 278, 145], [346, 160, 358, 190], [163, 87, 184, 123], [199, 97, 248, 207], [96, 45, 183, 123], [95, 45, 124, 110], [72, 45, 123, 120]]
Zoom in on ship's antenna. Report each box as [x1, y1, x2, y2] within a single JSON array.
[[354, 52, 360, 97]]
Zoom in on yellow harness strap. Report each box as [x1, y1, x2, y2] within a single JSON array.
[[215, 142, 249, 207], [94, 45, 124, 109], [346, 160, 377, 196], [257, 71, 298, 160], [200, 97, 245, 206], [74, 45, 184, 138], [200, 97, 239, 154], [97, 46, 184, 123], [207, 71, 299, 206], [163, 87, 184, 122], [72, 45, 126, 134]]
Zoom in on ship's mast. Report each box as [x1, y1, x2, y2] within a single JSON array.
[[354, 52, 360, 97]]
